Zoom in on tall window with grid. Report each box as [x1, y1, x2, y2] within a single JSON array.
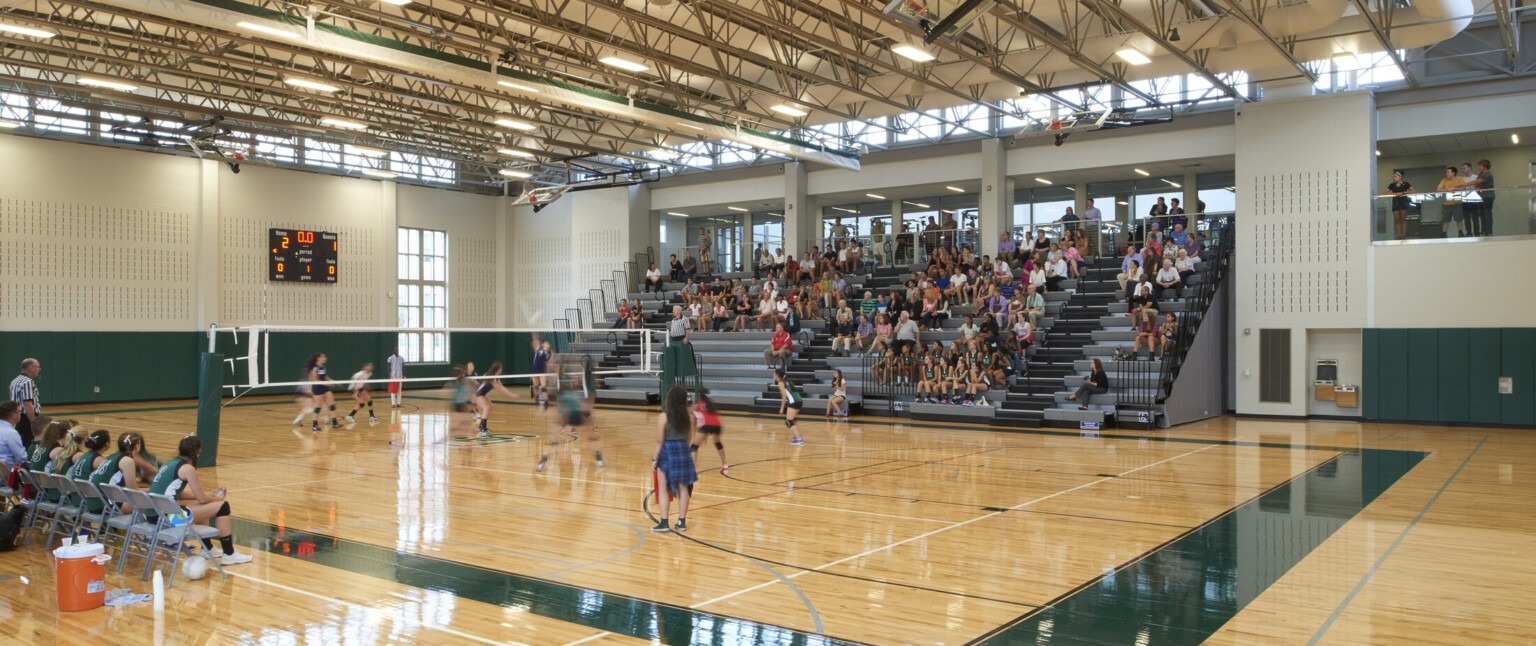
[[398, 228, 448, 363]]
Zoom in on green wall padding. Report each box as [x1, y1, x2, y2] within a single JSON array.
[[1364, 327, 1535, 427], [1436, 329, 1470, 423]]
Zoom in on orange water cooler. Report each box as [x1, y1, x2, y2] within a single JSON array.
[[54, 542, 110, 611]]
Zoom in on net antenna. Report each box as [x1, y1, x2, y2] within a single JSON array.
[[207, 325, 664, 400]]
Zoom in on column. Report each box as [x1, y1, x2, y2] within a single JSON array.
[[378, 179, 397, 327], [977, 138, 1009, 257], [783, 162, 814, 256], [1183, 172, 1200, 217], [195, 160, 221, 330]]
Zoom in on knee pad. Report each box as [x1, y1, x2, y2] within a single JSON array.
[[714, 442, 724, 451], [216, 501, 231, 517], [784, 420, 795, 428]]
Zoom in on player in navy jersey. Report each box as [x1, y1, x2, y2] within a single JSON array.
[[303, 353, 341, 431], [529, 339, 553, 402]]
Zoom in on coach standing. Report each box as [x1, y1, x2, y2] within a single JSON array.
[[9, 359, 40, 446]]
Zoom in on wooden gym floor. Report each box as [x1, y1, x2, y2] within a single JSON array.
[[2, 393, 1532, 645]]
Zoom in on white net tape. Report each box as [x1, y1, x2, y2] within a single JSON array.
[[207, 325, 664, 391]]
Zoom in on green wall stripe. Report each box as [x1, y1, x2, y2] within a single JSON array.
[[1407, 329, 1439, 421], [1436, 329, 1470, 423], [1363, 328, 1535, 427], [1500, 329, 1535, 425], [1468, 329, 1503, 425]]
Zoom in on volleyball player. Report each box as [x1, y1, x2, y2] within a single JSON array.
[[89, 432, 148, 514], [303, 353, 341, 431], [651, 385, 697, 532], [471, 362, 520, 436], [343, 362, 378, 424], [386, 346, 405, 408], [690, 389, 728, 473], [773, 369, 804, 445], [536, 358, 605, 472], [446, 366, 475, 438], [291, 387, 314, 426], [529, 339, 552, 402], [148, 436, 253, 565]]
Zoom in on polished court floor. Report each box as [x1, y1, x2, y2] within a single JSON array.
[[2, 394, 1532, 645]]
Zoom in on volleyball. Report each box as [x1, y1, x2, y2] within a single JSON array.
[[181, 555, 211, 581]]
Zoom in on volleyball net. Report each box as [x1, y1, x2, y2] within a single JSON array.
[[205, 325, 666, 399]]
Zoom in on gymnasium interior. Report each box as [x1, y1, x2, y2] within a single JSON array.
[[1, 0, 1534, 644]]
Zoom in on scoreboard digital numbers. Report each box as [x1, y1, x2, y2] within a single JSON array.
[[269, 228, 338, 283]]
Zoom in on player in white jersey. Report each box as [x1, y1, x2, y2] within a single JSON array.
[[343, 362, 378, 424], [386, 346, 405, 408]]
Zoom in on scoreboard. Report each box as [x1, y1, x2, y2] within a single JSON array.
[[269, 228, 338, 283]]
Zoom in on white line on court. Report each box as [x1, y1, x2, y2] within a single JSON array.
[[559, 631, 611, 646], [689, 444, 1217, 610], [226, 571, 521, 646], [461, 465, 956, 525]]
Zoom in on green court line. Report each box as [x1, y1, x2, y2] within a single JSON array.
[[231, 518, 866, 645], [1305, 435, 1487, 644], [967, 447, 1430, 645]]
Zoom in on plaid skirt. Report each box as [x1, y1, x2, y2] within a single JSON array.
[[656, 439, 697, 495]]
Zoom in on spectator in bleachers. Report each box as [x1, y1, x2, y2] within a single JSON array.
[[1045, 252, 1069, 292], [731, 291, 754, 332], [1028, 259, 1048, 294], [1175, 249, 1196, 285], [792, 285, 817, 321], [958, 316, 979, 344], [872, 314, 894, 351], [614, 299, 632, 329], [1154, 259, 1183, 301], [668, 254, 683, 282], [893, 311, 921, 356], [688, 300, 707, 332], [1032, 229, 1051, 253], [919, 290, 943, 331], [680, 278, 700, 307], [763, 323, 793, 368], [998, 232, 1017, 264], [668, 306, 691, 345], [854, 313, 874, 355], [1158, 313, 1179, 358], [1474, 159, 1495, 236], [1169, 222, 1189, 248], [773, 247, 787, 273], [984, 287, 1008, 328], [794, 252, 814, 283], [1132, 309, 1158, 356], [1063, 240, 1084, 278], [1169, 198, 1186, 229], [710, 300, 731, 332], [860, 291, 877, 318], [1128, 276, 1154, 316], [1149, 197, 1168, 218], [849, 240, 864, 270], [1021, 284, 1044, 330], [644, 263, 663, 293], [831, 273, 849, 307], [1119, 258, 1144, 292], [1066, 358, 1109, 410], [831, 312, 856, 357], [834, 299, 854, 324], [755, 247, 772, 279], [682, 251, 698, 280]]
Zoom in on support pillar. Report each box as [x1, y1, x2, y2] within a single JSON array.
[[978, 139, 1010, 256], [783, 162, 814, 257]]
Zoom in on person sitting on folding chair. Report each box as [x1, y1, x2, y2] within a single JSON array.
[[147, 436, 253, 566]]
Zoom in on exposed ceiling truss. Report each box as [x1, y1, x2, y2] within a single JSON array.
[[0, 0, 1526, 193]]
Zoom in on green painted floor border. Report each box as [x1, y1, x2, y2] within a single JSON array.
[[231, 517, 868, 645], [967, 447, 1430, 645]]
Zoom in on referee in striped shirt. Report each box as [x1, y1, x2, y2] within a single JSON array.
[[9, 358, 41, 446]]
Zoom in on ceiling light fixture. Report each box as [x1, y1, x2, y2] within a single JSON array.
[[891, 45, 936, 63], [1375, 150, 1381, 156], [1513, 134, 1520, 144], [377, 0, 413, 5], [1117, 201, 1129, 205], [1034, 178, 1052, 185], [728, 206, 749, 212], [1331, 52, 1361, 71], [348, 145, 387, 157], [0, 23, 57, 38], [666, 212, 688, 217], [494, 118, 537, 130], [321, 117, 367, 130], [77, 77, 138, 91], [1134, 168, 1150, 176], [284, 78, 340, 92], [945, 186, 965, 193], [496, 80, 541, 94], [834, 207, 857, 213], [1115, 48, 1152, 65], [770, 105, 809, 117], [236, 21, 303, 40], [361, 169, 397, 179], [678, 122, 705, 131], [866, 193, 886, 200], [497, 148, 535, 158], [499, 169, 532, 178], [599, 56, 649, 72], [1163, 179, 1182, 188], [0, 120, 21, 129], [903, 201, 931, 208]]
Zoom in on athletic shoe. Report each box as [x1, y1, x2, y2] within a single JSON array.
[[368, 416, 379, 424], [220, 551, 254, 566], [535, 458, 547, 472], [675, 519, 687, 532], [344, 415, 355, 423], [292, 416, 304, 426], [720, 464, 729, 474], [790, 438, 803, 445], [477, 428, 489, 438], [651, 520, 671, 532], [331, 421, 342, 429], [312, 424, 321, 432]]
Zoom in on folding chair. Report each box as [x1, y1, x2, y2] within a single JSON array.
[[0, 469, 17, 509], [144, 493, 227, 586], [97, 483, 152, 572], [118, 488, 169, 576], [18, 471, 58, 546], [71, 478, 115, 543], [44, 474, 85, 549]]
